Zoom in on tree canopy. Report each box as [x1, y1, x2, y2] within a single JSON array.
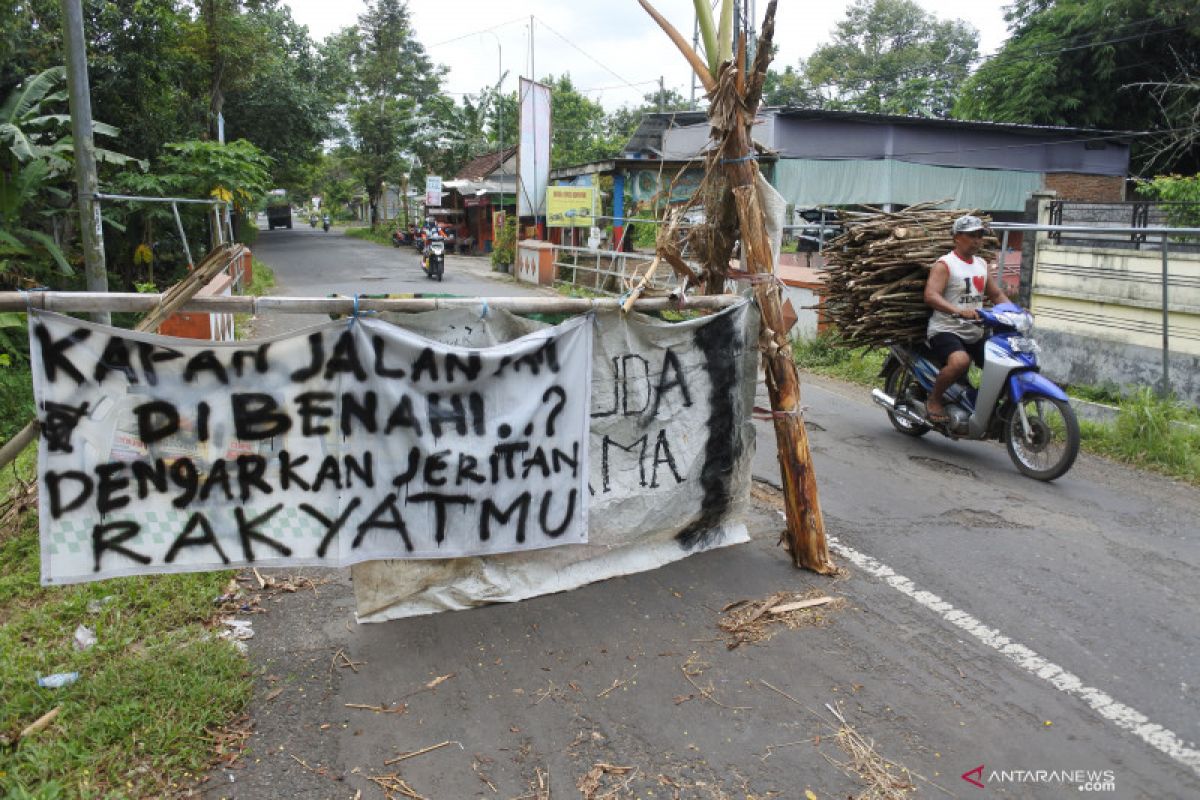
[[954, 0, 1200, 172], [773, 0, 979, 117]]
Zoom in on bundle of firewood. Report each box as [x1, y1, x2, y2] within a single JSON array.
[[820, 204, 997, 347]]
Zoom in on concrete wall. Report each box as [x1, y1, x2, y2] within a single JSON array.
[[1030, 242, 1200, 402]]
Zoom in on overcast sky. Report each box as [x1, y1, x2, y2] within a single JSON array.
[[285, 0, 1012, 111]]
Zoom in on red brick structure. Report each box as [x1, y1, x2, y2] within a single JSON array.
[[1044, 173, 1126, 202]]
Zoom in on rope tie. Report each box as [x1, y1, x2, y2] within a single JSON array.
[[752, 405, 807, 421]]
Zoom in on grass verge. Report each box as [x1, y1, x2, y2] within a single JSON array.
[[0, 448, 252, 799], [792, 333, 1200, 486], [343, 225, 395, 248], [1, 272, 269, 795], [234, 258, 278, 340]]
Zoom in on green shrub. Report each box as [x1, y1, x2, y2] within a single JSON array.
[[1080, 388, 1200, 483], [792, 333, 886, 385], [491, 216, 517, 269]]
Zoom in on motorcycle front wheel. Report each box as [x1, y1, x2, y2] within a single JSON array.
[[882, 362, 930, 437], [1005, 395, 1079, 481]]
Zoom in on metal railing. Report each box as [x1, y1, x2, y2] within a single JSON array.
[[993, 222, 1200, 397], [552, 244, 687, 296], [94, 192, 234, 269], [1046, 200, 1200, 250]]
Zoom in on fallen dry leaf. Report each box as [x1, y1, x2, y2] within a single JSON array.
[[425, 673, 454, 690], [577, 762, 636, 799]]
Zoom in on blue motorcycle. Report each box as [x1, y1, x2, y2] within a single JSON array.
[[872, 303, 1080, 481]]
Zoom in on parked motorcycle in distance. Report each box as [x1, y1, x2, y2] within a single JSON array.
[[392, 227, 416, 248], [322, 215, 330, 232], [309, 214, 318, 228], [421, 234, 445, 281], [872, 303, 1080, 481]]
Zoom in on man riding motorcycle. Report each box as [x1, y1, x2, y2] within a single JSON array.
[[922, 214, 1010, 425]]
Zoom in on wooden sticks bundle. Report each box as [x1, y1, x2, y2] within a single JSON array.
[[821, 204, 996, 347]]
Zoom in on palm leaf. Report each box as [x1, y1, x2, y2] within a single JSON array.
[[0, 229, 30, 252], [717, 0, 734, 67], [691, 0, 718, 75], [19, 229, 74, 275], [0, 67, 66, 124]]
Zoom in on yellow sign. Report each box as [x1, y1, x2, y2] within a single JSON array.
[[546, 186, 594, 227]]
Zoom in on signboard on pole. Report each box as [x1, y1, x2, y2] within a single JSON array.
[[546, 186, 594, 228], [517, 78, 551, 219], [424, 176, 442, 208]]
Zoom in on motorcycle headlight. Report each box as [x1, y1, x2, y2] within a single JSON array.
[[431, 243, 444, 254], [994, 311, 1033, 334]]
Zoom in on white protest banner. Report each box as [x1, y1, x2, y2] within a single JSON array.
[[30, 312, 591, 585], [353, 301, 759, 621]]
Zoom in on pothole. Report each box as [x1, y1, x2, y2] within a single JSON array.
[[907, 455, 976, 478], [939, 508, 1029, 529]]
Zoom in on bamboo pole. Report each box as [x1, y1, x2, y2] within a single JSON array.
[[0, 291, 743, 315]]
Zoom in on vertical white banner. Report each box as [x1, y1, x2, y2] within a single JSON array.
[[517, 78, 551, 219], [424, 176, 442, 208]]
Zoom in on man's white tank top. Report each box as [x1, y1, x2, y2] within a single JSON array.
[[927, 250, 988, 343]]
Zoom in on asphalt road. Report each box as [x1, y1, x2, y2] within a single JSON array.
[[203, 227, 1200, 799]]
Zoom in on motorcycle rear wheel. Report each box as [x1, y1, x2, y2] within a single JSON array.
[[883, 363, 930, 437], [1005, 395, 1079, 481]]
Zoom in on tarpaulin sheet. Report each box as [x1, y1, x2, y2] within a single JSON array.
[[353, 300, 759, 621]]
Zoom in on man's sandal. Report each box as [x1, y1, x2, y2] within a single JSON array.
[[927, 409, 950, 425]]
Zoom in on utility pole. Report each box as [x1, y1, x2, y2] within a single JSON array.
[[690, 15, 699, 107], [658, 76, 665, 112], [61, 0, 110, 324]]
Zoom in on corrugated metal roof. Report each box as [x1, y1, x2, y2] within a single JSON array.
[[773, 107, 1135, 139]]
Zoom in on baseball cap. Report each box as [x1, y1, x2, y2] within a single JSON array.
[[952, 215, 988, 235]]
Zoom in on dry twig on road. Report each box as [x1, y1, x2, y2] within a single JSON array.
[[718, 590, 844, 648], [383, 739, 462, 765], [821, 702, 916, 800]]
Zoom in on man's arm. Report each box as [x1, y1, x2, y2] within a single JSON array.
[[924, 260, 970, 318]]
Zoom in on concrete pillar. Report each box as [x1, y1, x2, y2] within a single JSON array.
[[1019, 189, 1056, 308]]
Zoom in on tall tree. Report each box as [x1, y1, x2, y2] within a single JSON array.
[[541, 75, 613, 169], [794, 0, 978, 117], [954, 0, 1200, 173], [761, 65, 817, 107], [339, 0, 444, 227], [220, 1, 333, 188]]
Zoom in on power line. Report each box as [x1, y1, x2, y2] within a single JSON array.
[[531, 15, 642, 93], [427, 17, 528, 48]]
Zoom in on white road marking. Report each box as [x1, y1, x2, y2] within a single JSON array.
[[792, 513, 1200, 775]]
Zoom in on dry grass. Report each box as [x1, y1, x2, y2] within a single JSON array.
[[717, 589, 845, 649], [821, 703, 917, 800]]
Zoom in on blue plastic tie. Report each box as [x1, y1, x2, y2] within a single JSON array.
[[479, 299, 489, 319], [720, 153, 758, 165]]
